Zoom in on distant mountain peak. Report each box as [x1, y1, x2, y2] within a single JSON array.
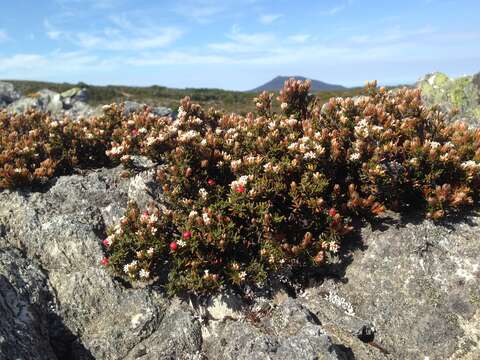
[[251, 76, 347, 92]]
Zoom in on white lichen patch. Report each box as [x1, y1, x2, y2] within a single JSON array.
[[325, 291, 355, 316], [130, 313, 147, 328], [455, 261, 479, 283]]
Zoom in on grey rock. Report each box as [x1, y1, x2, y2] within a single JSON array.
[[61, 87, 89, 107], [123, 101, 172, 117], [1, 165, 479, 359], [6, 87, 95, 119], [301, 211, 480, 359], [7, 96, 43, 113], [0, 167, 173, 359], [0, 248, 58, 360], [0, 81, 21, 107]]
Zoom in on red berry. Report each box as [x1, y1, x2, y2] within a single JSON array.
[[102, 238, 110, 247], [170, 241, 178, 251], [328, 208, 337, 217], [236, 185, 246, 193], [100, 257, 109, 266], [208, 179, 216, 186], [182, 231, 192, 240]]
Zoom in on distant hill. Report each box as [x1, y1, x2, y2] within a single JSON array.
[[251, 76, 347, 92]]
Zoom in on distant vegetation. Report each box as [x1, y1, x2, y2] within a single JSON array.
[[4, 79, 364, 114]]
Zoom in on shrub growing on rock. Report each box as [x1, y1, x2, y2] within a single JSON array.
[[103, 79, 480, 294], [0, 104, 166, 188], [1, 79, 479, 294]]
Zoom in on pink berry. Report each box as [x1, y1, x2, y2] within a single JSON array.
[[170, 242, 178, 252], [102, 239, 110, 247], [100, 257, 109, 266], [236, 185, 245, 193], [182, 231, 192, 240]]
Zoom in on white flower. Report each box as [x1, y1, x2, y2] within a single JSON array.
[[199, 188, 208, 200], [189, 210, 198, 219], [239, 271, 247, 281], [461, 160, 480, 170], [202, 212, 211, 225], [200, 139, 207, 146], [281, 102, 288, 110], [139, 127, 148, 134], [286, 117, 297, 127], [177, 239, 187, 247], [425, 140, 440, 149], [177, 107, 187, 119], [147, 247, 155, 256], [349, 152, 361, 161], [288, 143, 298, 151], [124, 260, 139, 274], [109, 145, 124, 155], [329, 242, 340, 253], [139, 269, 150, 279], [178, 130, 199, 142], [304, 151, 316, 160]]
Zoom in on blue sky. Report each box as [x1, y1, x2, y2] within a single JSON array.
[[0, 0, 479, 90]]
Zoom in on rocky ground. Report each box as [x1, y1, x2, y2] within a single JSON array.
[[0, 160, 479, 359]]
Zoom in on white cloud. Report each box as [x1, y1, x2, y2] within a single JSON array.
[[259, 14, 283, 25]]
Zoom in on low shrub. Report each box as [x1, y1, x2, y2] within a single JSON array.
[[1, 79, 479, 295], [0, 104, 166, 188], [102, 79, 480, 295]]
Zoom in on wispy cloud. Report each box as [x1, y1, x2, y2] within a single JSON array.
[[320, 5, 346, 16], [208, 25, 276, 53], [44, 16, 183, 51], [174, 0, 228, 23], [288, 34, 311, 44], [349, 26, 436, 45], [54, 0, 120, 9], [259, 13, 283, 24]]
